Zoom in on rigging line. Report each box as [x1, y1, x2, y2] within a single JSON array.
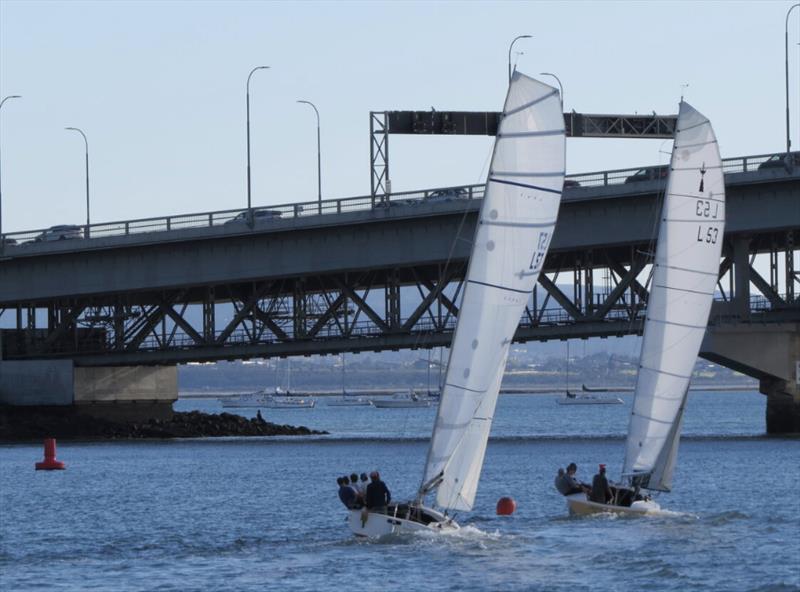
[[479, 219, 555, 229], [652, 284, 715, 297], [662, 218, 726, 224], [677, 119, 710, 133], [638, 364, 692, 380], [656, 263, 719, 278], [489, 170, 565, 177], [467, 279, 530, 294], [646, 316, 708, 330], [498, 129, 564, 139], [672, 164, 723, 171], [674, 139, 718, 149], [669, 192, 725, 204], [503, 89, 559, 117]]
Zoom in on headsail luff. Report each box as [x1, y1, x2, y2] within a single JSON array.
[[623, 102, 725, 491], [420, 72, 566, 511]]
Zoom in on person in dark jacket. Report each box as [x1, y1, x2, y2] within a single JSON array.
[[590, 464, 614, 504], [554, 468, 571, 495], [338, 476, 358, 509], [365, 471, 391, 512], [564, 462, 590, 495]]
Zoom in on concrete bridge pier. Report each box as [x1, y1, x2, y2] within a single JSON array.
[[701, 323, 800, 434], [0, 360, 177, 422]]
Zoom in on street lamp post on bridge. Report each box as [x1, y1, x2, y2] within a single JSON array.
[[246, 65, 270, 212], [0, 94, 22, 241], [65, 127, 90, 238], [508, 35, 532, 82], [539, 72, 564, 108], [786, 3, 800, 154], [297, 100, 322, 214]]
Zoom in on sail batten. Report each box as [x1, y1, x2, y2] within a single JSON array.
[[420, 72, 565, 511], [622, 102, 725, 491]]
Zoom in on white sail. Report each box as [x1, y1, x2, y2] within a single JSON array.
[[421, 72, 565, 511], [623, 102, 725, 491]]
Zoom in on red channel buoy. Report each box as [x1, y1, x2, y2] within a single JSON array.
[[496, 496, 516, 515], [35, 438, 66, 470]]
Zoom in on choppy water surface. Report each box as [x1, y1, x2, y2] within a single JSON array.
[[2, 390, 798, 591]]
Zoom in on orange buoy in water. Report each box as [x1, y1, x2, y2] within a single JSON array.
[[35, 438, 66, 470], [496, 496, 516, 515]]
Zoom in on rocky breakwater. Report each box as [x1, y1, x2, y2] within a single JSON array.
[[0, 407, 326, 442]]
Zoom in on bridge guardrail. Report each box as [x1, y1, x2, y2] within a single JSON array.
[[1, 151, 793, 247]]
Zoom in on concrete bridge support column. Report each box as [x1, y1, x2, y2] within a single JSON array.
[[0, 361, 178, 422], [701, 323, 800, 434]]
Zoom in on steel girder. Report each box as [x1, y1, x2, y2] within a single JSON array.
[[2, 232, 798, 366]]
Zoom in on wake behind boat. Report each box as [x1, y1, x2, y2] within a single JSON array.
[[556, 391, 623, 405], [349, 71, 565, 537], [559, 101, 725, 516]]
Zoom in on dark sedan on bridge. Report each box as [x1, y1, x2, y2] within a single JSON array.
[[224, 209, 283, 225], [757, 152, 800, 171], [624, 165, 669, 184]]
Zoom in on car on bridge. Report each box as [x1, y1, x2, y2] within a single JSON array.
[[757, 152, 800, 171], [624, 165, 669, 184], [224, 209, 283, 226], [424, 187, 469, 202], [34, 225, 83, 242], [564, 179, 581, 188]]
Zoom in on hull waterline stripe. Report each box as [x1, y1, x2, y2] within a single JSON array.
[[489, 177, 562, 195], [467, 278, 530, 294], [503, 89, 559, 116], [653, 284, 716, 297]]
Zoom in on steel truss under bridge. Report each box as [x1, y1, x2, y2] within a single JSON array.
[[1, 230, 796, 366], [370, 110, 678, 197]]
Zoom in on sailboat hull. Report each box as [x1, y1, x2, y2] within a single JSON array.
[[565, 493, 660, 516], [347, 504, 459, 538]]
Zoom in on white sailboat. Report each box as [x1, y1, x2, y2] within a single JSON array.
[[565, 102, 725, 516], [348, 71, 565, 537]]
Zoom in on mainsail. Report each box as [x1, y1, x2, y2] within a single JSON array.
[[420, 72, 566, 511], [623, 102, 725, 491]]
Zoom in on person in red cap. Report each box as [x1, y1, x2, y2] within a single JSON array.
[[590, 464, 614, 504]]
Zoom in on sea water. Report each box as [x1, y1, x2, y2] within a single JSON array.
[[1, 390, 798, 592]]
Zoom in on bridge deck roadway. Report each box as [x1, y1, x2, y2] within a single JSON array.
[[1, 166, 798, 306]]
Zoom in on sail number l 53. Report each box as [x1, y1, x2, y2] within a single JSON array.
[[697, 226, 719, 244]]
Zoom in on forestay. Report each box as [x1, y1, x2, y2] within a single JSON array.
[[420, 72, 566, 511], [623, 102, 725, 491]]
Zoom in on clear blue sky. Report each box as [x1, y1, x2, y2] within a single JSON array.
[[1, 0, 797, 232]]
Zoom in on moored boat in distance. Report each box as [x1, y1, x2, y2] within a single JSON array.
[[220, 390, 315, 409], [370, 392, 431, 409], [557, 391, 624, 405]]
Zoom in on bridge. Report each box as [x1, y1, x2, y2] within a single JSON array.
[[1, 152, 798, 430]]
